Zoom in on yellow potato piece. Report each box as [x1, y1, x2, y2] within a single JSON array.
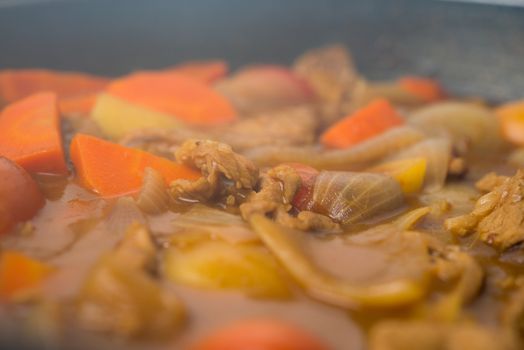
[[164, 241, 291, 299], [91, 93, 182, 140], [369, 157, 427, 194]]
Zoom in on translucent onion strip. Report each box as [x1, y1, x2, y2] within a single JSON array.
[[136, 167, 171, 215], [249, 214, 428, 309], [105, 197, 147, 236], [306, 171, 404, 225], [172, 205, 259, 245], [245, 126, 425, 170], [408, 101, 504, 153]]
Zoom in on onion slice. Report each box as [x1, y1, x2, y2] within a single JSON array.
[[249, 214, 428, 309], [409, 101, 504, 153], [136, 167, 171, 215], [304, 171, 404, 225], [172, 205, 259, 244], [245, 126, 424, 170], [105, 197, 148, 236]]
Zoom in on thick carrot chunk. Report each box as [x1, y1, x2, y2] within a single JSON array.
[[191, 318, 329, 350], [70, 134, 200, 197], [398, 76, 445, 103], [496, 100, 524, 146], [59, 93, 99, 116], [172, 60, 228, 84], [106, 72, 237, 126], [0, 69, 108, 104], [321, 98, 405, 149], [0, 251, 53, 301], [0, 92, 68, 174]]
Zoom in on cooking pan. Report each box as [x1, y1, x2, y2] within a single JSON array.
[[0, 0, 523, 349], [0, 0, 523, 102]]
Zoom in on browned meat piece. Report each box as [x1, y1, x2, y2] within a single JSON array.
[[120, 106, 318, 156], [120, 128, 208, 160], [448, 157, 467, 178], [216, 106, 318, 151], [240, 165, 300, 219], [431, 245, 484, 304], [369, 320, 516, 350], [475, 171, 509, 192], [293, 45, 360, 127], [77, 224, 184, 338], [240, 165, 338, 231], [170, 139, 259, 205], [445, 170, 524, 250]]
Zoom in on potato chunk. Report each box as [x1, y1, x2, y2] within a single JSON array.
[[164, 241, 291, 299]]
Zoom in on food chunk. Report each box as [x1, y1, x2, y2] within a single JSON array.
[[0, 92, 68, 174], [293, 45, 360, 126], [120, 106, 318, 154], [217, 106, 318, 151], [171, 139, 259, 204], [368, 157, 427, 194], [321, 99, 405, 149], [445, 170, 524, 250], [240, 165, 338, 231], [171, 60, 228, 84], [369, 320, 515, 350], [0, 69, 108, 104], [0, 157, 45, 234], [70, 134, 199, 197], [164, 240, 291, 298], [215, 65, 314, 114], [91, 93, 182, 140], [0, 251, 53, 301], [190, 318, 329, 350], [77, 224, 184, 338], [106, 71, 237, 126]]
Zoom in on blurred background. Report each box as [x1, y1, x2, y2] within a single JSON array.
[[0, 0, 523, 100]]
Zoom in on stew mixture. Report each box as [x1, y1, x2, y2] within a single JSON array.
[[1, 45, 524, 350]]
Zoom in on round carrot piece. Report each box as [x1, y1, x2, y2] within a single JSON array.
[[191, 318, 330, 350]]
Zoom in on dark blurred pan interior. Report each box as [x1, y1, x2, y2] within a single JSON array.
[[0, 0, 523, 101]]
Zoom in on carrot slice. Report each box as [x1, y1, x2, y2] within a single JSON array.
[[0, 69, 108, 104], [172, 60, 228, 84], [191, 318, 329, 350], [106, 71, 237, 126], [0, 157, 45, 234], [398, 76, 445, 103], [495, 100, 524, 146], [70, 134, 200, 197], [321, 98, 405, 149], [0, 92, 68, 174], [0, 251, 53, 301], [59, 93, 99, 116]]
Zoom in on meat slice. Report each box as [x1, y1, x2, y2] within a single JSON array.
[[217, 106, 318, 151], [170, 139, 259, 205], [120, 106, 318, 155], [77, 224, 184, 338], [293, 45, 360, 127], [445, 170, 524, 250], [240, 165, 338, 231], [121, 128, 208, 160], [475, 172, 508, 192]]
